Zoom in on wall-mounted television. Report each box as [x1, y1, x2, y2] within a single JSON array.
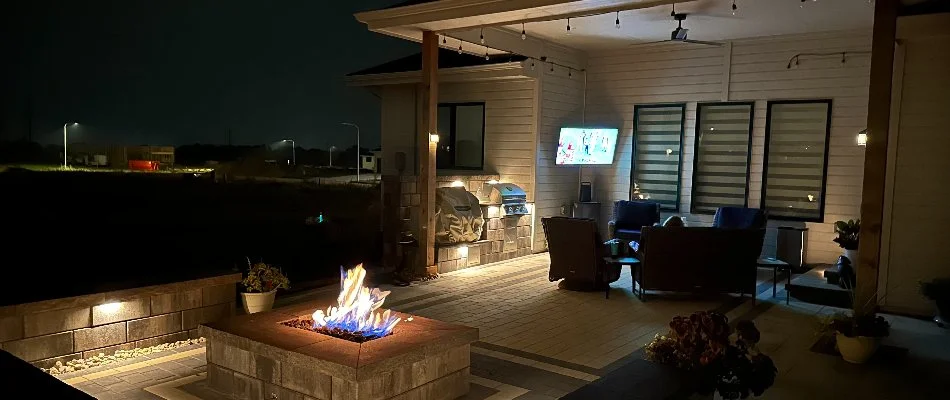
[[555, 127, 619, 165]]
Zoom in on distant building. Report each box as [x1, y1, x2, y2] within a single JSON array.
[[361, 153, 379, 172], [69, 144, 175, 169]]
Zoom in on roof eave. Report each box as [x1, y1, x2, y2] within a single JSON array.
[[345, 62, 534, 87]]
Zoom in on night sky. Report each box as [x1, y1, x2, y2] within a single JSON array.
[[2, 0, 417, 149]]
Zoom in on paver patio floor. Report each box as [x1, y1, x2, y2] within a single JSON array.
[[57, 254, 950, 399]]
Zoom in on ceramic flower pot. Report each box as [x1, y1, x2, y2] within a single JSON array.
[[241, 290, 277, 314], [843, 249, 858, 264], [835, 332, 880, 364]]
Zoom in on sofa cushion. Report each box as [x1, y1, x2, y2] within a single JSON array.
[[614, 228, 642, 240], [614, 201, 659, 228]]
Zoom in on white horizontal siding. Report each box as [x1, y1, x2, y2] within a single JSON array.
[[534, 70, 584, 251], [440, 79, 537, 199], [584, 30, 871, 264]]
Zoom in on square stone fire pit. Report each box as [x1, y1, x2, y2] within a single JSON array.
[[198, 297, 478, 400]]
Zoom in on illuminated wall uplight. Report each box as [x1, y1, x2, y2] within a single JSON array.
[[487, 179, 499, 185], [458, 246, 469, 258], [99, 302, 122, 313], [856, 130, 868, 146], [665, 149, 673, 156], [429, 134, 440, 143], [450, 180, 465, 187], [807, 194, 815, 202]]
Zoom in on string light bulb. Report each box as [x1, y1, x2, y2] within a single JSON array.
[[521, 23, 526, 40], [732, 1, 738, 16], [671, 3, 676, 17], [550, 63, 555, 73], [442, 35, 447, 45], [615, 11, 621, 29], [566, 18, 571, 34], [458, 40, 463, 54], [530, 62, 535, 70], [485, 51, 490, 61], [568, 70, 572, 78], [480, 28, 485, 44]]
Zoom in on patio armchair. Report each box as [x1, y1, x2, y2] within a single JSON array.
[[608, 200, 661, 243], [712, 207, 766, 229], [542, 217, 621, 291]]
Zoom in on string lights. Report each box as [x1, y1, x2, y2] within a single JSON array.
[[566, 18, 571, 34], [479, 28, 485, 44], [458, 39, 463, 54], [732, 0, 738, 16], [615, 11, 621, 29], [521, 23, 526, 40]]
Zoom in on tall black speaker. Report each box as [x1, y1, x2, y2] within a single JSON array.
[[579, 182, 592, 202]]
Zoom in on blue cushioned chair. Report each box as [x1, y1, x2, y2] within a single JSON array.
[[608, 200, 661, 242], [712, 207, 766, 230]]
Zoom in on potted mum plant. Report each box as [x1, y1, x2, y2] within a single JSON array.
[[645, 311, 777, 399], [920, 278, 950, 327], [240, 260, 290, 314], [833, 219, 860, 263], [818, 312, 890, 363]]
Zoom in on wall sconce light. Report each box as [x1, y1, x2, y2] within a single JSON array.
[[98, 302, 122, 313], [856, 129, 868, 146], [487, 179, 499, 185], [429, 133, 440, 143], [458, 246, 469, 258], [451, 180, 465, 187]]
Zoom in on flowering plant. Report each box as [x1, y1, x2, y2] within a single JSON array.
[[241, 260, 290, 293], [645, 311, 776, 399]]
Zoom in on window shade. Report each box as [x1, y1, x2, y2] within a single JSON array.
[[691, 103, 754, 214], [633, 105, 685, 211], [762, 100, 831, 221]]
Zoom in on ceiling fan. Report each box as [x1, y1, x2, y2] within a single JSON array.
[[638, 13, 723, 47]]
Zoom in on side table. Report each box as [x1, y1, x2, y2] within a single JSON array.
[[757, 257, 791, 304], [603, 256, 641, 300]]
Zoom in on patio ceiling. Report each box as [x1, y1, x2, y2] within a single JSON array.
[[357, 0, 875, 54]]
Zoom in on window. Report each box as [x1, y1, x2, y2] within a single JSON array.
[[691, 102, 754, 214], [762, 100, 832, 221], [632, 104, 686, 211], [437, 103, 485, 169]]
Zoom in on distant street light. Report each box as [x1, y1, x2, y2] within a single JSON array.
[[63, 122, 78, 167], [341, 122, 361, 182], [281, 139, 296, 165], [329, 146, 337, 167]]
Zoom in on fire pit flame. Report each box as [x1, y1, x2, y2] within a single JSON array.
[[311, 264, 400, 339]]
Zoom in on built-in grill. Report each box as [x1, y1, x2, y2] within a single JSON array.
[[477, 183, 530, 216]]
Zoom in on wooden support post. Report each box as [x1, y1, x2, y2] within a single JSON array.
[[855, 0, 898, 316], [418, 31, 439, 276]]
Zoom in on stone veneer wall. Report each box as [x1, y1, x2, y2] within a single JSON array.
[[0, 273, 240, 368], [393, 173, 535, 274]]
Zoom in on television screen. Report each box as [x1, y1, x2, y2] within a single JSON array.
[[556, 127, 619, 165]]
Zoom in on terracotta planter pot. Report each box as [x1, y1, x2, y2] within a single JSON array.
[[836, 332, 881, 363], [241, 290, 277, 314]]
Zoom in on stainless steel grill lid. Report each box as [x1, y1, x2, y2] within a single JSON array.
[[477, 183, 529, 215]]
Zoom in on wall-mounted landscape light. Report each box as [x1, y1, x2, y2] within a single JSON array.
[[451, 180, 465, 187], [857, 129, 868, 146], [429, 133, 440, 143]]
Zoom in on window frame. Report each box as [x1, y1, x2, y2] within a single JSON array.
[[760, 99, 833, 222], [437, 102, 486, 170], [690, 101, 756, 214], [631, 103, 687, 212]]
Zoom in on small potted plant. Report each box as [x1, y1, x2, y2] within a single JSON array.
[[645, 311, 777, 399], [240, 260, 290, 314], [818, 312, 890, 363], [833, 219, 860, 263], [921, 278, 950, 327]]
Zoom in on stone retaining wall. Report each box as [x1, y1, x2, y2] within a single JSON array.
[[0, 273, 241, 369]]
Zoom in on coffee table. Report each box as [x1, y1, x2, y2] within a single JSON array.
[[757, 257, 791, 304], [603, 256, 641, 300]]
